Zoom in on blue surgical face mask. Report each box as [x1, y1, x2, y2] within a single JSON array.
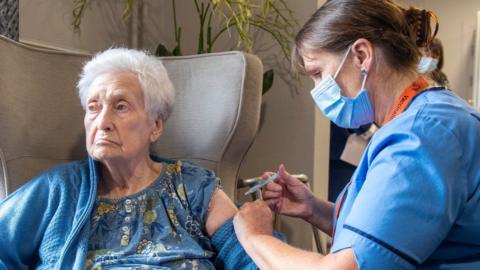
[[310, 47, 374, 129], [417, 56, 439, 74]]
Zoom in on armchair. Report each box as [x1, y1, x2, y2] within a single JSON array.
[[0, 35, 263, 201]]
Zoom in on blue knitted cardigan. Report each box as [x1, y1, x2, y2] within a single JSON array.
[[0, 156, 258, 270]]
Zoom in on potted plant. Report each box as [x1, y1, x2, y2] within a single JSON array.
[[72, 0, 298, 94]]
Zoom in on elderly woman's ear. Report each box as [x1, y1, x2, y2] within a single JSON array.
[[149, 118, 163, 143]]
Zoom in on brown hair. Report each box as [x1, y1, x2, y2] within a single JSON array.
[[428, 38, 449, 86], [429, 38, 444, 69], [292, 0, 438, 74]]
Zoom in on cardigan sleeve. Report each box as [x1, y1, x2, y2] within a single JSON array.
[[211, 218, 258, 270], [0, 173, 58, 269], [210, 218, 286, 270]]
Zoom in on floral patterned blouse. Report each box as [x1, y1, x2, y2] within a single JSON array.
[[86, 159, 222, 270]]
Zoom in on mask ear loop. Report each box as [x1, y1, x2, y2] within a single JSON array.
[[361, 69, 368, 89], [334, 45, 353, 79]]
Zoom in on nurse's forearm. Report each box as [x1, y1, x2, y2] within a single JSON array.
[[241, 234, 323, 270], [304, 197, 334, 236], [240, 234, 357, 270]]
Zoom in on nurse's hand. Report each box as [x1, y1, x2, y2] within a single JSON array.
[[263, 164, 315, 220], [233, 200, 274, 244]]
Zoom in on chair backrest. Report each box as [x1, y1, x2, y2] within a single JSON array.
[[0, 35, 262, 201]]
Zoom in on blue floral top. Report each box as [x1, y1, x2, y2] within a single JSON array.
[[86, 159, 222, 270]]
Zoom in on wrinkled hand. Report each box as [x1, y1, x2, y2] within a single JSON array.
[[233, 200, 273, 244], [263, 164, 315, 220]]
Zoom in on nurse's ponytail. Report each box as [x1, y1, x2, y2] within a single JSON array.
[[403, 7, 439, 49]]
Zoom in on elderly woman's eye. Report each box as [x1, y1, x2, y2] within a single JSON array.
[[115, 103, 128, 111], [87, 104, 99, 112]]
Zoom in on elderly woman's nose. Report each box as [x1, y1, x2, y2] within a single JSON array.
[[96, 107, 114, 131]]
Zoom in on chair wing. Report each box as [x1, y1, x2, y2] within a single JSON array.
[[155, 52, 262, 200], [0, 35, 89, 199], [0, 35, 262, 201]]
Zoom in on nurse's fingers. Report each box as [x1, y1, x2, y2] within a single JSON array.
[[262, 171, 275, 179], [265, 198, 280, 211], [263, 189, 282, 200], [278, 164, 303, 187], [265, 182, 283, 192]]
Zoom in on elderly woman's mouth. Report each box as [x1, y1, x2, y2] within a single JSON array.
[[95, 138, 121, 146]]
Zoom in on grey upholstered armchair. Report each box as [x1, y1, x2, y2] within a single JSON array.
[[0, 34, 263, 201]]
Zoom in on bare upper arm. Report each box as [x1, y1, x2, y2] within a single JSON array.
[[205, 189, 238, 236], [321, 248, 359, 270]]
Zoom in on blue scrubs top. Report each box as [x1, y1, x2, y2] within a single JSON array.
[[331, 89, 480, 269]]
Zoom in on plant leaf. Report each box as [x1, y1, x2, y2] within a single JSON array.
[[262, 69, 274, 95], [172, 45, 182, 56], [72, 0, 89, 31], [172, 27, 183, 56], [155, 43, 172, 57]]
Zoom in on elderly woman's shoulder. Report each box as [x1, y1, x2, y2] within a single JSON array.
[[31, 159, 91, 187], [162, 159, 221, 220], [4, 160, 91, 203], [172, 160, 215, 178], [41, 159, 89, 176]]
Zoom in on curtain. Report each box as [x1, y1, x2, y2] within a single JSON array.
[[0, 0, 19, 41]]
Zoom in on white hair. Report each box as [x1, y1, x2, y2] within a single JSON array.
[[77, 48, 175, 122]]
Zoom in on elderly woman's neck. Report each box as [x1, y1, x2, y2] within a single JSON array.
[[98, 156, 163, 199]]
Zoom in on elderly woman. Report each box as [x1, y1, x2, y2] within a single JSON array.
[[0, 48, 257, 269]]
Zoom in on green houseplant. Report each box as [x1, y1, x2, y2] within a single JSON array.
[[72, 0, 298, 94]]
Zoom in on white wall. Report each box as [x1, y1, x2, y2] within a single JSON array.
[[401, 0, 480, 103], [20, 0, 129, 53], [19, 0, 330, 251]]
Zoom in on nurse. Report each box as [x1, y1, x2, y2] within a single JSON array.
[[233, 0, 480, 269]]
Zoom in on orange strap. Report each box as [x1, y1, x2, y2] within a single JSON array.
[[383, 77, 429, 125]]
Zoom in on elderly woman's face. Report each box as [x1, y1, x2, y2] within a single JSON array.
[[84, 72, 162, 162]]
